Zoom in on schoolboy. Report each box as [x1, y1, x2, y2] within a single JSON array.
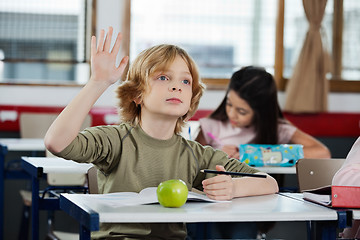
[[45, 27, 278, 239]]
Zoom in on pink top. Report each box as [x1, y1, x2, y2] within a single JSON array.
[[199, 118, 297, 150], [332, 137, 360, 186]]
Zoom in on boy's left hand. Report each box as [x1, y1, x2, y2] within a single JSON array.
[[202, 165, 234, 200], [90, 27, 129, 85]]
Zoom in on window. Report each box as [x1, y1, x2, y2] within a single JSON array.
[[280, 0, 360, 92], [0, 0, 91, 84], [1, 0, 359, 92], [130, 0, 360, 92], [342, 0, 360, 80], [130, 0, 277, 79]]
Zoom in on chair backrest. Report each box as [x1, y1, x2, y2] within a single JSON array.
[[20, 113, 58, 138], [86, 166, 98, 194], [20, 112, 92, 138], [296, 158, 346, 192]]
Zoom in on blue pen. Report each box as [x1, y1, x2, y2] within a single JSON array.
[[188, 126, 191, 140]]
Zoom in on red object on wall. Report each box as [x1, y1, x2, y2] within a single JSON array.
[[0, 105, 359, 137]]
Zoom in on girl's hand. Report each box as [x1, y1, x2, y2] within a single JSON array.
[[222, 145, 239, 159], [90, 27, 129, 85], [202, 165, 235, 200]]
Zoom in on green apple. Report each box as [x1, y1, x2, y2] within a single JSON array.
[[157, 179, 188, 208]]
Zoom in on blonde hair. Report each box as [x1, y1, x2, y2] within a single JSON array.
[[116, 44, 205, 134]]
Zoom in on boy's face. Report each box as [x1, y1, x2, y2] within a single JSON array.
[[225, 90, 254, 128], [141, 55, 193, 120]]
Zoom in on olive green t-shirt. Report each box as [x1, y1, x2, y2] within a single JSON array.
[[54, 123, 259, 239]]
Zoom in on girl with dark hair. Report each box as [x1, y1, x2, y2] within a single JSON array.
[[194, 66, 331, 239], [196, 66, 330, 159]]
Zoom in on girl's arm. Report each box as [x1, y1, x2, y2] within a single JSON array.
[[44, 27, 128, 153], [202, 165, 278, 200], [290, 129, 331, 159], [196, 129, 239, 158]]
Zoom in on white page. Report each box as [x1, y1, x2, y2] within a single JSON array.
[[87, 187, 228, 207]]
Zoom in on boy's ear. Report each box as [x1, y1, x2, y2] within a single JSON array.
[[133, 96, 142, 105]]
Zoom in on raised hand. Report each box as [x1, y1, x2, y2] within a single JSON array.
[[44, 27, 129, 154], [90, 27, 129, 85]]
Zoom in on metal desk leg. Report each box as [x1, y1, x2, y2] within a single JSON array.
[[0, 145, 8, 240], [80, 225, 91, 240], [31, 175, 40, 240], [309, 220, 337, 240]]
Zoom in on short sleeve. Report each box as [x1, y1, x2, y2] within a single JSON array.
[[199, 118, 219, 146], [277, 122, 297, 144], [332, 137, 360, 186], [332, 163, 360, 186]]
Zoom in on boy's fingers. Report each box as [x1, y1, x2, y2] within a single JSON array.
[[90, 36, 96, 58], [215, 165, 226, 172], [202, 174, 228, 187], [111, 32, 122, 55], [103, 27, 113, 52], [118, 56, 129, 71], [97, 29, 105, 52]]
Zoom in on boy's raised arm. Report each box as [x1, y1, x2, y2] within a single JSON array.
[[44, 27, 129, 153]]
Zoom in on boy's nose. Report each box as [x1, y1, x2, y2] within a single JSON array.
[[169, 87, 182, 92]]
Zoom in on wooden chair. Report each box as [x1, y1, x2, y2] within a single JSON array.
[[18, 112, 91, 240], [86, 166, 98, 194], [296, 158, 346, 192]]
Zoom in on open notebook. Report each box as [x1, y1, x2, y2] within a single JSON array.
[[85, 187, 227, 207]]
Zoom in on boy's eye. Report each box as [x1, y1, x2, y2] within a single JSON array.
[[182, 79, 191, 85], [158, 75, 168, 81]]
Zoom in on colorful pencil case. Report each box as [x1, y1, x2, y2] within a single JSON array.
[[239, 144, 304, 167]]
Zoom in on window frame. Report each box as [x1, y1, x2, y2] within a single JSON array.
[[202, 0, 360, 92]]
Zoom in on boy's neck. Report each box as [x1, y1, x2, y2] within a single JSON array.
[[140, 118, 177, 140]]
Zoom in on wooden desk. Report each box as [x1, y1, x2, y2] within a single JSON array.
[[0, 138, 45, 239], [60, 192, 341, 240], [21, 157, 93, 240]]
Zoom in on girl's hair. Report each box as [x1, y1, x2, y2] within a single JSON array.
[[116, 44, 205, 134], [209, 66, 284, 144]]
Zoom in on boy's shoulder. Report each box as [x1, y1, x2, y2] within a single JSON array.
[[86, 122, 133, 135]]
